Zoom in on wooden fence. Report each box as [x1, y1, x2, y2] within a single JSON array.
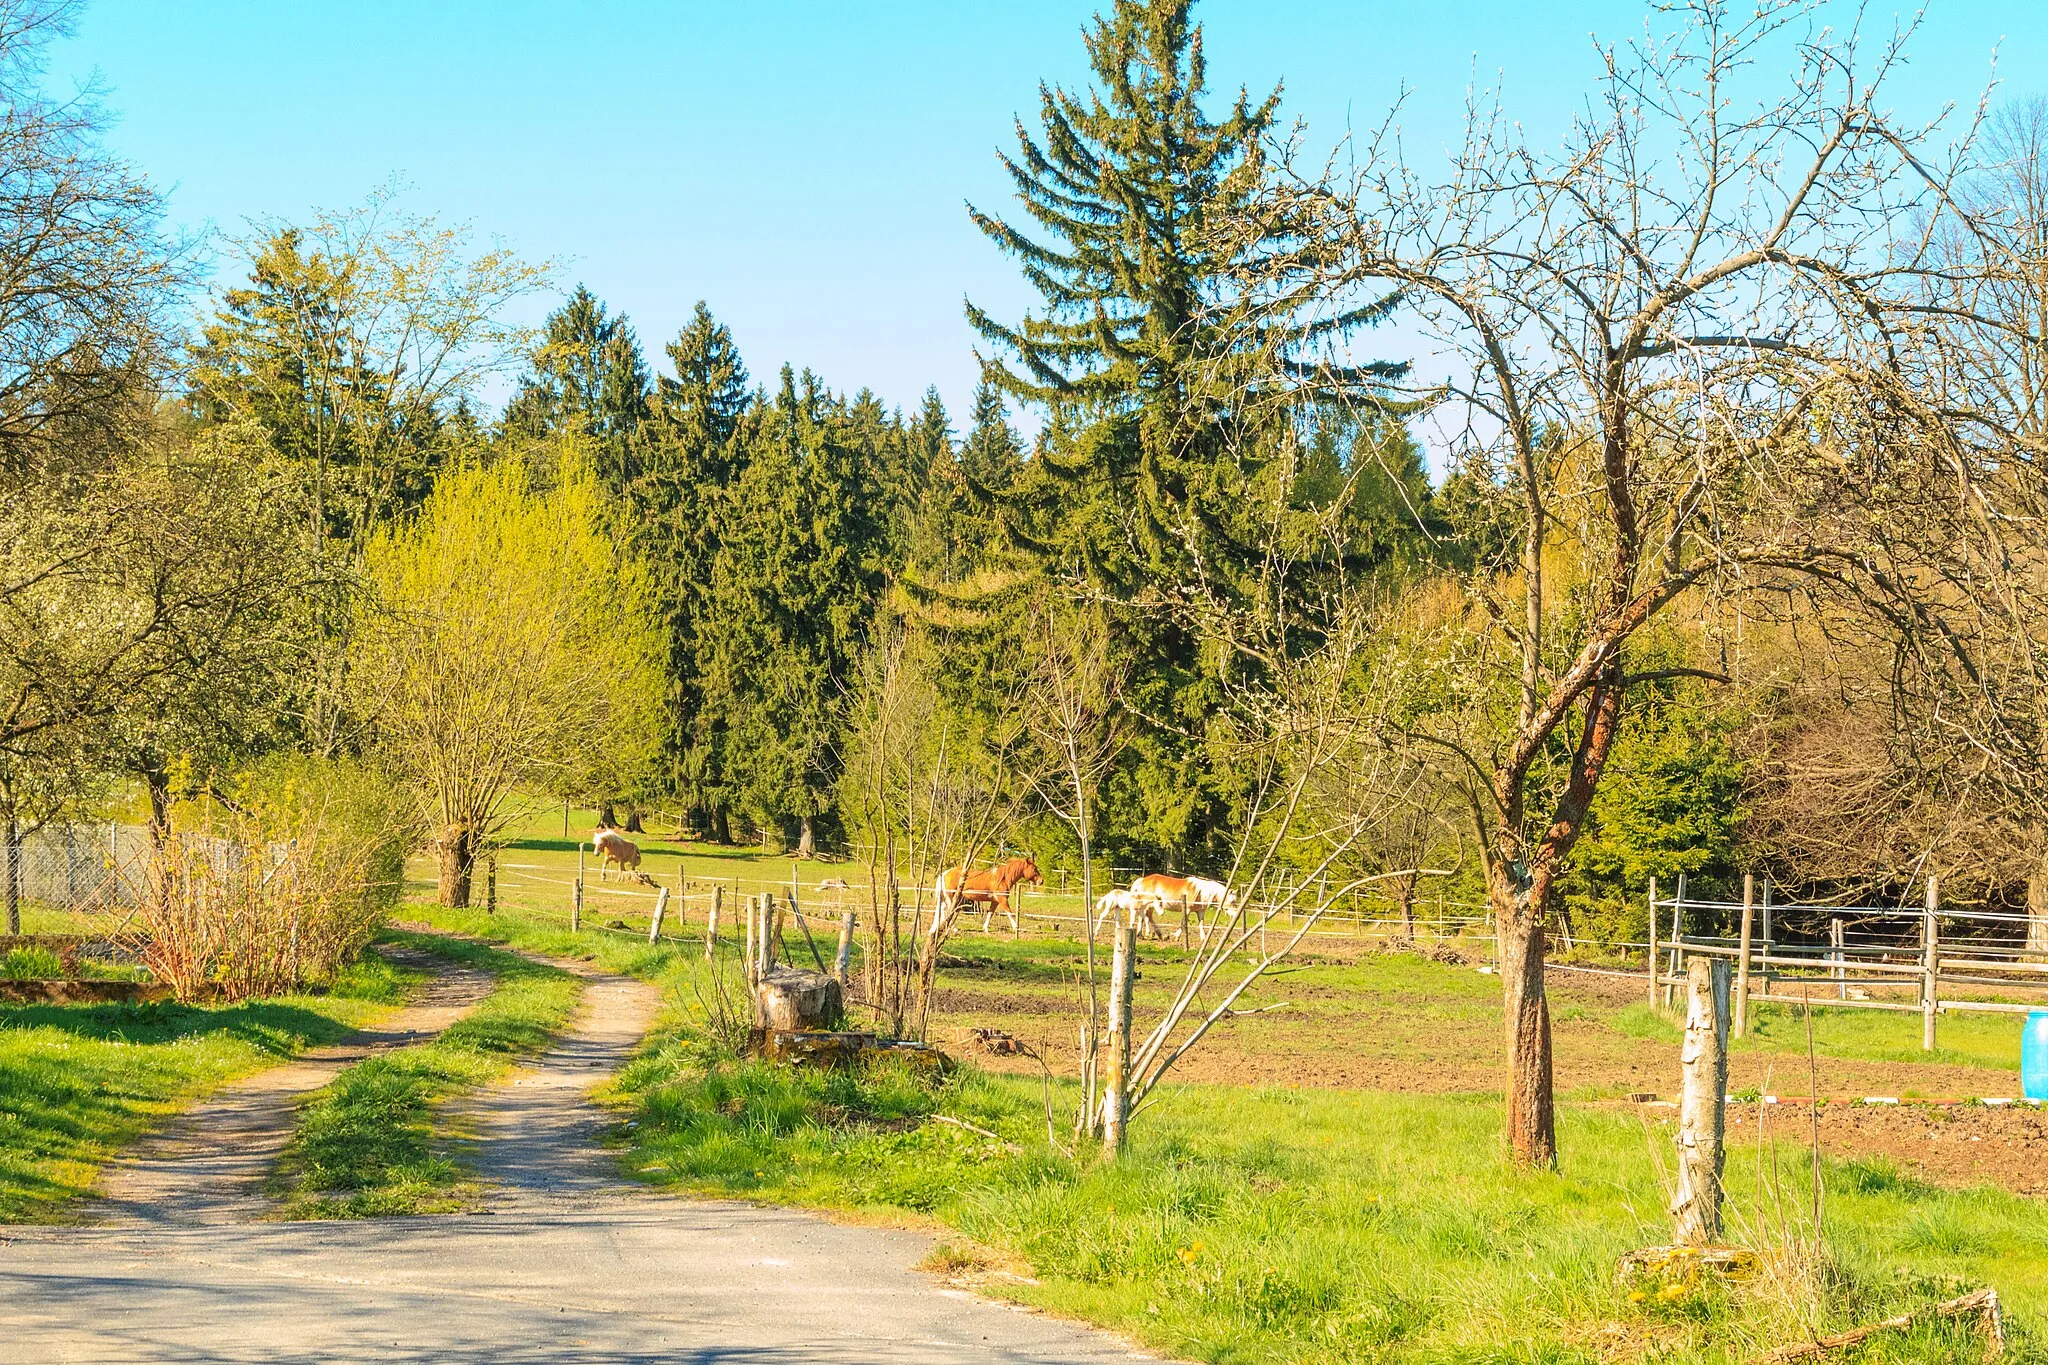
[[1645, 873, 2048, 1050]]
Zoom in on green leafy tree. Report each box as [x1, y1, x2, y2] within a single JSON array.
[[353, 451, 662, 906], [699, 369, 889, 855]]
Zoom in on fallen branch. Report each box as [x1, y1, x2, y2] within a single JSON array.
[[927, 1113, 1020, 1151], [1757, 1287, 2004, 1362]]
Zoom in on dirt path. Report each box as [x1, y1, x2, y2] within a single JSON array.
[[0, 936, 1156, 1363], [93, 946, 495, 1226], [450, 952, 659, 1205]]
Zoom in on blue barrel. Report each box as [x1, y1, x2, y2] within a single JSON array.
[[2025, 1011, 2048, 1101]]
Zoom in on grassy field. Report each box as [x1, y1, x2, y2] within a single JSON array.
[[399, 899, 2048, 1363], [0, 953, 417, 1222], [273, 930, 581, 1218]]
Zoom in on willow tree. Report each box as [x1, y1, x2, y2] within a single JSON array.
[[355, 453, 662, 905]]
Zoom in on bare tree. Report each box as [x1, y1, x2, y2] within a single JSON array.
[[837, 621, 1025, 1038], [1226, 2, 2000, 1164]]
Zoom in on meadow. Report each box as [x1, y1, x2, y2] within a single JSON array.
[[397, 877, 2048, 1364]]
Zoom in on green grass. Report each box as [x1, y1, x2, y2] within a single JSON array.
[[0, 953, 415, 1222], [1613, 998, 2027, 1075], [272, 929, 581, 1218], [386, 900, 2048, 1357], [609, 1037, 2048, 1364]]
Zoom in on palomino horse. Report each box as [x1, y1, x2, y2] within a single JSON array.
[[1127, 873, 1236, 942], [933, 856, 1042, 933], [592, 826, 641, 880]]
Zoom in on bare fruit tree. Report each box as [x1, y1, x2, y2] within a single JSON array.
[[1228, 2, 2003, 1164]]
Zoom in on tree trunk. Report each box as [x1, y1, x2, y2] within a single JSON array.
[[1672, 955, 1731, 1244], [437, 825, 475, 908], [1397, 873, 1416, 937], [795, 815, 815, 860], [597, 800, 617, 829], [623, 809, 644, 834], [713, 806, 732, 845], [143, 764, 173, 849], [1492, 863, 1556, 1166]]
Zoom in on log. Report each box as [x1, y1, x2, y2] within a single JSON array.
[[1758, 1287, 2004, 1362], [753, 966, 843, 1034]]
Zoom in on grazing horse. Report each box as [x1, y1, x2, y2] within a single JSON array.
[[1091, 887, 1147, 938], [1128, 874, 1236, 941], [592, 826, 641, 881], [933, 856, 1042, 933]]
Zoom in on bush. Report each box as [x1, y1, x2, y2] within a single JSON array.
[[126, 757, 413, 1000]]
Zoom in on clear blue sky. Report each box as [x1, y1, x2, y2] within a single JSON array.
[[46, 1, 2047, 426]]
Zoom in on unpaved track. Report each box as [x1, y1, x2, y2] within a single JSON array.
[[94, 945, 495, 1226], [0, 938, 1158, 1364]]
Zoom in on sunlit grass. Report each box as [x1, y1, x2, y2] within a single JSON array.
[[272, 930, 580, 1218], [0, 953, 414, 1222]]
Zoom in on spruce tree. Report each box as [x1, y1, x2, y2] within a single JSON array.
[[960, 0, 1403, 867], [503, 285, 651, 493], [630, 303, 752, 838]]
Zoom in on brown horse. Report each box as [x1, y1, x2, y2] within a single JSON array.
[[933, 855, 1042, 932]]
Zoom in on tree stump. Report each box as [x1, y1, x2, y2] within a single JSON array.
[[753, 967, 843, 1035]]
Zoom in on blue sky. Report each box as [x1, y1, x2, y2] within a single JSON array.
[[47, 1, 2048, 426]]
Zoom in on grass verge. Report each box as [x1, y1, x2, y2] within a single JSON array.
[[271, 929, 580, 1218], [0, 953, 416, 1223]]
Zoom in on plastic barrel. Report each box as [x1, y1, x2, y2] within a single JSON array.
[[2025, 1010, 2048, 1101]]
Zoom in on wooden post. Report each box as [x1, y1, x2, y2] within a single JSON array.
[[1102, 923, 1135, 1160], [705, 885, 722, 960], [648, 885, 669, 944], [1924, 876, 1940, 1052], [485, 853, 497, 914], [573, 842, 584, 932], [1671, 955, 1731, 1245], [1843, 916, 1859, 1002], [834, 908, 855, 982], [772, 893, 787, 968], [745, 896, 761, 982], [1666, 873, 1686, 1009], [1734, 872, 1754, 1040], [1760, 876, 1773, 994], [1647, 876, 1660, 1009]]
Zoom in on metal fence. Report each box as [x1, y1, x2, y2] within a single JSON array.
[[2, 822, 156, 913]]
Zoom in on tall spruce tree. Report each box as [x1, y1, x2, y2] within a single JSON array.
[[630, 302, 752, 838], [504, 285, 651, 493], [699, 367, 888, 855], [960, 0, 1399, 865]]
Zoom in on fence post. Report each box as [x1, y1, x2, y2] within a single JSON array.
[[705, 885, 722, 960], [1101, 923, 1135, 1160], [1734, 872, 1754, 1040], [572, 874, 583, 934], [648, 886, 669, 944], [1831, 916, 1845, 1000], [834, 908, 856, 983], [485, 853, 498, 914], [1924, 875, 1940, 1053], [743, 895, 758, 985], [1647, 875, 1660, 1009], [1671, 955, 1731, 1246], [1666, 873, 1686, 1009]]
